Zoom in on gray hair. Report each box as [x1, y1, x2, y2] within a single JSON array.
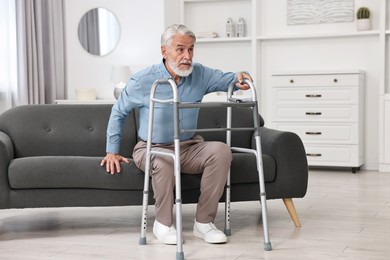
[[161, 24, 196, 46]]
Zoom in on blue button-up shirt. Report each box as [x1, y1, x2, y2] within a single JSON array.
[[106, 60, 239, 154]]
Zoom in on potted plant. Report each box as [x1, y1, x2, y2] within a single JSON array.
[[356, 7, 371, 31]]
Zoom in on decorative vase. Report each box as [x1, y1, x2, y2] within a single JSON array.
[[226, 18, 234, 37], [75, 88, 96, 100], [356, 19, 371, 31]]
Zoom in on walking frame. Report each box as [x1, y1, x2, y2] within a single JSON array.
[[139, 78, 272, 260]]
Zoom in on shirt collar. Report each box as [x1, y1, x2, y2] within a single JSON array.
[[160, 59, 173, 79]]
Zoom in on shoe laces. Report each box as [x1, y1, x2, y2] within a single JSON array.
[[209, 222, 217, 230], [204, 222, 218, 233], [168, 225, 176, 232]]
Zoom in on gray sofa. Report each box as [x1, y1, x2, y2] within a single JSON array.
[[0, 104, 308, 227]]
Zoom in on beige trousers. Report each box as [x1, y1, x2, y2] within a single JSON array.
[[132, 136, 232, 227]]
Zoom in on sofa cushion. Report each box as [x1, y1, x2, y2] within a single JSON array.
[[231, 153, 276, 184], [8, 154, 275, 190], [8, 156, 145, 190]]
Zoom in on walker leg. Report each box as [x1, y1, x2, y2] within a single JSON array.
[[224, 181, 231, 236], [139, 85, 156, 245], [255, 135, 272, 251], [225, 105, 232, 236], [176, 252, 184, 260], [139, 152, 151, 245], [260, 193, 272, 251], [224, 170, 232, 236], [139, 196, 148, 245], [143, 78, 185, 258], [175, 208, 184, 260], [173, 103, 184, 259], [174, 176, 184, 259], [139, 181, 150, 245]]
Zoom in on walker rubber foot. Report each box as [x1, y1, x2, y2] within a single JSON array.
[[264, 242, 272, 251], [224, 228, 232, 236], [139, 237, 146, 245], [176, 251, 184, 260]]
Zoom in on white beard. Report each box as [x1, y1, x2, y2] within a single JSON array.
[[168, 60, 193, 77]]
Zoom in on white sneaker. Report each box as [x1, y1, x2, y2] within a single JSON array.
[[193, 220, 227, 244], [153, 220, 177, 245]]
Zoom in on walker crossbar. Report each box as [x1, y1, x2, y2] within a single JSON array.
[[150, 150, 175, 160], [231, 147, 257, 154], [181, 127, 255, 133], [178, 101, 255, 108], [151, 97, 175, 104], [139, 78, 272, 260]]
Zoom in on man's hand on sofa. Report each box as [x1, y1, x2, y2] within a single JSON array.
[[100, 153, 130, 175]]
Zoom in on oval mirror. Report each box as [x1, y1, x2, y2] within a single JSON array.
[[78, 8, 120, 56]]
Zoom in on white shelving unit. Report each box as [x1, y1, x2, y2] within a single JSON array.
[[179, 0, 258, 102], [379, 0, 390, 172], [179, 0, 390, 171], [258, 31, 380, 41], [179, 0, 381, 99]]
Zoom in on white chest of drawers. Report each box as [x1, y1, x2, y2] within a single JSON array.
[[271, 71, 365, 173]]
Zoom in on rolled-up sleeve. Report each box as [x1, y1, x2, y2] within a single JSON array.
[[106, 79, 143, 154]]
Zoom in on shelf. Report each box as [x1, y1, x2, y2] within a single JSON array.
[[178, 0, 390, 170], [55, 99, 116, 105], [183, 0, 250, 2], [258, 31, 380, 41], [196, 37, 252, 43], [272, 69, 364, 76]]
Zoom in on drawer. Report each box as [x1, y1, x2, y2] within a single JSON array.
[[273, 87, 358, 104], [272, 73, 360, 87], [274, 123, 358, 144], [274, 105, 358, 122], [304, 144, 362, 167]]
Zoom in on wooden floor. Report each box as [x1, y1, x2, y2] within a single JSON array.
[[0, 169, 389, 260]]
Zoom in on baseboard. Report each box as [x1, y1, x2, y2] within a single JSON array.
[[379, 163, 390, 173]]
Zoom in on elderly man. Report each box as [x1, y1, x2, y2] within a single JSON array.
[[100, 24, 252, 245]]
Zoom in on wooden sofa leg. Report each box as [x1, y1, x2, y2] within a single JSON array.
[[282, 198, 301, 228]]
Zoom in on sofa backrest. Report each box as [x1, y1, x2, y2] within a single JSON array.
[[197, 106, 264, 148], [0, 104, 264, 158], [0, 105, 137, 158]]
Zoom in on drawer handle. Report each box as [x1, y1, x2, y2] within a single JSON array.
[[334, 78, 338, 83], [306, 112, 322, 115], [306, 94, 322, 98], [306, 153, 322, 157], [306, 132, 322, 135], [290, 79, 294, 83]]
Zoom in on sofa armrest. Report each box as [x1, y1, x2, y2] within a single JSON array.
[[255, 127, 308, 199], [0, 131, 14, 208]]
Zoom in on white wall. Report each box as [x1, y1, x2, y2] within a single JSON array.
[[261, 0, 380, 36], [64, 0, 165, 100]]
